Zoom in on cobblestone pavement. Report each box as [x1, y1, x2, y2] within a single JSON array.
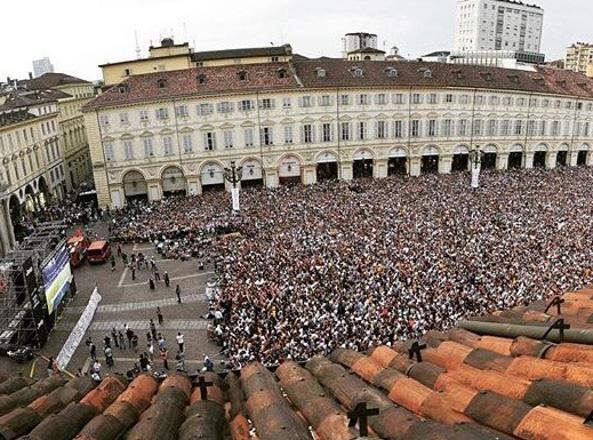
[[0, 221, 224, 378], [63, 293, 206, 314]]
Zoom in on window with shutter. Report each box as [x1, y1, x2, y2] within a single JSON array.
[[262, 127, 273, 145], [224, 130, 234, 149], [183, 135, 193, 153], [284, 126, 293, 144], [244, 129, 254, 147], [322, 123, 331, 142]]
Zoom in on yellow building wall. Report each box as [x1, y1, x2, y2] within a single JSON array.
[[198, 55, 291, 67], [54, 83, 95, 190], [150, 45, 191, 57], [84, 112, 111, 207], [101, 56, 192, 85]]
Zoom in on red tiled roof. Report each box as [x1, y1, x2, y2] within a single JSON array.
[[191, 45, 292, 62], [83, 62, 299, 111], [2, 288, 593, 438], [82, 60, 593, 112], [23, 72, 91, 90], [0, 109, 37, 128], [0, 89, 70, 112]]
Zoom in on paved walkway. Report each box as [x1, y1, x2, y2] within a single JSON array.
[[55, 319, 209, 332], [63, 294, 206, 314]]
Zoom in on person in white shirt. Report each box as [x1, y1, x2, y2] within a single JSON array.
[[176, 332, 184, 353]]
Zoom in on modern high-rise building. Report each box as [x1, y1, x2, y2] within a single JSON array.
[[565, 42, 593, 76], [32, 57, 55, 78], [455, 0, 544, 53], [341, 33, 379, 58], [453, 0, 545, 67]]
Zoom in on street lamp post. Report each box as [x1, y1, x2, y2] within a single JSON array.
[[223, 161, 243, 211], [469, 145, 482, 188]]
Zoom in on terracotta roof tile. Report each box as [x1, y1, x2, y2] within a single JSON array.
[[192, 45, 291, 62], [23, 72, 91, 90], [82, 59, 593, 112], [5, 287, 593, 438], [83, 62, 299, 111]]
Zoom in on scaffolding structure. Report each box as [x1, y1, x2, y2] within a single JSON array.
[[0, 221, 67, 351]]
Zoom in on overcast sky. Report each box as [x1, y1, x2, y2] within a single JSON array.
[[1, 0, 591, 82]]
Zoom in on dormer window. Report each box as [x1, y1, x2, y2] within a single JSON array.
[[118, 84, 129, 94], [277, 68, 288, 79], [157, 79, 167, 89], [423, 69, 433, 78], [351, 67, 364, 78], [385, 67, 398, 78], [238, 71, 248, 81], [315, 67, 327, 78], [508, 74, 520, 84], [479, 71, 493, 82], [197, 74, 207, 85]]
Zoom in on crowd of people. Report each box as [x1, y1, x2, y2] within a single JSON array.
[[109, 195, 239, 260], [14, 197, 101, 240], [84, 314, 191, 378], [108, 167, 593, 367]]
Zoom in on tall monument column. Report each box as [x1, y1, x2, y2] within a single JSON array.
[[0, 199, 15, 256]]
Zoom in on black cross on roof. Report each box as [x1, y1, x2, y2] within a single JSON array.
[[408, 341, 427, 363], [544, 296, 565, 315], [348, 402, 379, 437], [195, 375, 213, 400], [542, 318, 570, 343]]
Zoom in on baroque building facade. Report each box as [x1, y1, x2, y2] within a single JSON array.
[[23, 73, 96, 191], [0, 95, 63, 255], [82, 60, 593, 209]]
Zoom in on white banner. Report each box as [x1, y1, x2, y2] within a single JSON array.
[[471, 168, 480, 188], [205, 280, 220, 301], [56, 288, 102, 370], [231, 187, 240, 211]]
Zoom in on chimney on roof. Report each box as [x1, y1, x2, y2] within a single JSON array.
[[587, 63, 593, 79]]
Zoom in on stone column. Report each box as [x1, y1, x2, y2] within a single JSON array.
[[32, 193, 41, 212], [5, 200, 15, 248], [497, 153, 509, 170], [109, 185, 124, 209], [374, 159, 388, 178], [340, 161, 353, 181], [0, 199, 13, 256], [569, 150, 579, 167], [439, 155, 452, 174], [409, 157, 421, 177], [186, 177, 201, 196], [264, 168, 279, 188], [546, 151, 557, 170], [587, 151, 593, 167], [147, 180, 162, 202], [524, 152, 534, 169], [302, 165, 317, 185]]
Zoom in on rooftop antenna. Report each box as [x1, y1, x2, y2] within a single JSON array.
[[135, 30, 141, 59]]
